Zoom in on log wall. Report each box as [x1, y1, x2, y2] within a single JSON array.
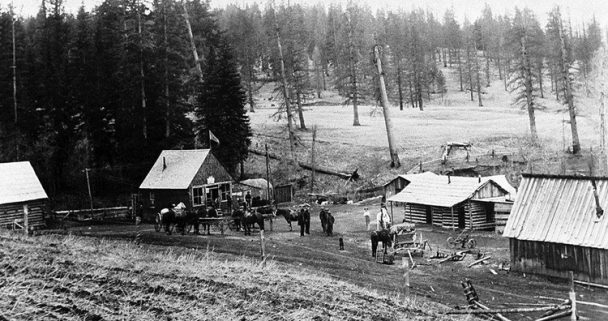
[[494, 201, 513, 233], [465, 201, 494, 230], [0, 199, 46, 229], [402, 203, 427, 224]]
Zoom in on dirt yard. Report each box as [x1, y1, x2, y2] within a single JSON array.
[[62, 204, 608, 321]]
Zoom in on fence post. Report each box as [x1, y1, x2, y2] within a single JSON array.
[[570, 271, 577, 321], [403, 259, 410, 297], [260, 229, 266, 265], [23, 204, 29, 235]]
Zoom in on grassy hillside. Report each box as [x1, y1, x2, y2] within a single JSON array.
[[0, 230, 461, 320], [244, 65, 605, 195]]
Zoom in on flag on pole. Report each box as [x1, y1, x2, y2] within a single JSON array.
[[209, 130, 220, 146]]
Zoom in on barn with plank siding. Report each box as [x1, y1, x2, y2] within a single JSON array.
[[503, 174, 608, 285], [387, 174, 510, 230], [0, 161, 48, 230], [139, 150, 233, 219]]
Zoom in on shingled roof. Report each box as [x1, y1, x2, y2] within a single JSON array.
[[0, 161, 48, 205], [140, 150, 211, 190]]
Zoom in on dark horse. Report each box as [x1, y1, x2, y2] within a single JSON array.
[[371, 229, 395, 257], [159, 208, 176, 235], [233, 209, 265, 235], [319, 209, 335, 236], [276, 208, 299, 231], [174, 210, 199, 235]]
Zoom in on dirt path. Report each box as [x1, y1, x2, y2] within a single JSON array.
[[66, 205, 608, 320]]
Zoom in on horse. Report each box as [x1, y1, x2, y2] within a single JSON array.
[[276, 208, 299, 231], [172, 203, 194, 235], [233, 209, 265, 235], [174, 210, 200, 235], [159, 208, 176, 235], [370, 229, 395, 257], [319, 209, 335, 236]]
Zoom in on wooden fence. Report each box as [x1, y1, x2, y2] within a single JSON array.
[[54, 206, 131, 222]]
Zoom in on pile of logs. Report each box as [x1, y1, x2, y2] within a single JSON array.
[[448, 278, 577, 321]]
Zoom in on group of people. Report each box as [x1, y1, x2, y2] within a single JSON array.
[[363, 203, 391, 231]]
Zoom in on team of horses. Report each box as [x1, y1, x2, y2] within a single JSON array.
[[156, 204, 334, 238]]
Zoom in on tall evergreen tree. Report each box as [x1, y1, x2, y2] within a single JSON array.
[[508, 8, 544, 144], [195, 40, 252, 173]]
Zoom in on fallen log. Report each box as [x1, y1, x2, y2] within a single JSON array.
[[467, 256, 492, 268], [298, 162, 355, 180], [473, 301, 512, 321], [248, 148, 358, 180], [447, 305, 570, 314], [574, 280, 608, 290], [248, 148, 281, 160], [534, 309, 573, 321]]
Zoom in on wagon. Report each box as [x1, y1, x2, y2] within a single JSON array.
[[390, 223, 430, 257], [446, 229, 477, 249]]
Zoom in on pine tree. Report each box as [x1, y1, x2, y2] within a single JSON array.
[[195, 40, 252, 173], [508, 8, 543, 144]]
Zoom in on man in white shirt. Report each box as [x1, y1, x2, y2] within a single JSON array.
[[376, 203, 391, 231]]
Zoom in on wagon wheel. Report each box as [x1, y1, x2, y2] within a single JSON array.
[[446, 237, 456, 249], [466, 238, 477, 249], [154, 214, 162, 232]]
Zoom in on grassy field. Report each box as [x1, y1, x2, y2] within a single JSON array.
[[244, 65, 605, 193], [0, 229, 460, 321]]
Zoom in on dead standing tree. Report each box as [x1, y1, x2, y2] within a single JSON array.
[[182, 1, 203, 80], [373, 45, 400, 168], [556, 10, 580, 154], [272, 5, 297, 161]]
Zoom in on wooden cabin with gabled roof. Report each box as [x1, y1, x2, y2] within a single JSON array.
[[504, 174, 608, 285], [387, 174, 511, 230], [139, 149, 233, 219], [0, 161, 48, 230]]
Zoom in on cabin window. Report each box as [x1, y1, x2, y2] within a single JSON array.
[[149, 192, 155, 206], [220, 183, 230, 201], [193, 186, 204, 206]]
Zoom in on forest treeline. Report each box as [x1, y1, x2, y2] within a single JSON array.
[[0, 0, 603, 202]]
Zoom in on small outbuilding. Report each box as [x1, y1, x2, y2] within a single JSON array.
[[139, 149, 233, 218], [503, 174, 608, 285], [234, 178, 273, 203], [387, 174, 510, 230], [0, 161, 48, 230]]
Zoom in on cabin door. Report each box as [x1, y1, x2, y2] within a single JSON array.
[[458, 206, 466, 229], [425, 206, 432, 224]]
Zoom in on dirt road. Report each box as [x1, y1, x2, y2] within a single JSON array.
[[65, 204, 608, 320]]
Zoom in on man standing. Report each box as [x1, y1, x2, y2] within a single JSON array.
[[245, 191, 252, 209], [303, 208, 311, 235], [363, 207, 370, 231], [298, 207, 311, 236], [376, 203, 391, 231]]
